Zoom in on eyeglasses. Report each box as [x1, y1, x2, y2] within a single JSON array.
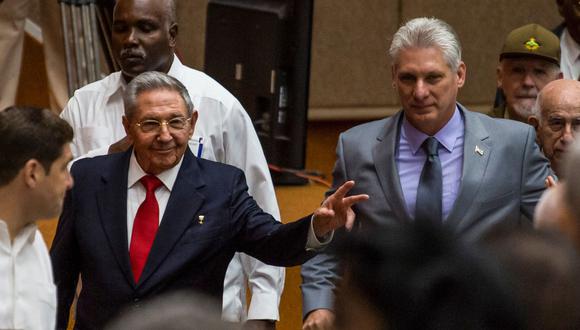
[[135, 117, 191, 133], [547, 117, 580, 133]]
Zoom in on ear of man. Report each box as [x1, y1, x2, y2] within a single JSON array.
[[527, 116, 542, 146], [188, 111, 198, 139], [122, 116, 131, 135], [455, 62, 467, 88], [528, 116, 540, 131], [22, 159, 45, 188], [496, 65, 504, 89], [169, 22, 178, 48]]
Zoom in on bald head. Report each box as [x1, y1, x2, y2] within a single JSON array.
[[529, 79, 580, 177]]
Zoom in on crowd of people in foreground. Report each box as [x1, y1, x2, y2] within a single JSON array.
[[1, 0, 580, 329]]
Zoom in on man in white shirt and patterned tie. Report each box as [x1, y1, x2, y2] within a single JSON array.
[[0, 106, 74, 330]]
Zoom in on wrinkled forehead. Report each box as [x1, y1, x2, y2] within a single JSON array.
[[135, 89, 188, 116], [541, 101, 580, 117]]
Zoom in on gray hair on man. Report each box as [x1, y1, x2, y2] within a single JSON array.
[[123, 71, 195, 119], [564, 141, 580, 221], [389, 17, 462, 72]]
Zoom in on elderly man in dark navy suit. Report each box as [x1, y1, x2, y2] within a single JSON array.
[[50, 71, 368, 330]]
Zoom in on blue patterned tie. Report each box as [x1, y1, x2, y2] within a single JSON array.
[[415, 137, 442, 224]]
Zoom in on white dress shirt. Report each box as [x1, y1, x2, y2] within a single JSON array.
[[560, 28, 580, 80], [60, 55, 284, 321], [126, 151, 182, 243], [0, 220, 56, 330]]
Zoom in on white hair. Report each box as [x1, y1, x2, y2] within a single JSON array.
[[389, 17, 462, 71], [124, 71, 194, 119]]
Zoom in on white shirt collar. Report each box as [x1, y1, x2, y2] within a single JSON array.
[[0, 219, 38, 252], [402, 105, 463, 155], [167, 54, 183, 77], [560, 28, 580, 80], [104, 72, 127, 102], [127, 150, 184, 192], [562, 28, 580, 62]]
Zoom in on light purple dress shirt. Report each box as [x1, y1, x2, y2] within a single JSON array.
[[396, 107, 464, 221]]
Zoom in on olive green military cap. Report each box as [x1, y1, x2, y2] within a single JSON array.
[[500, 23, 560, 66]]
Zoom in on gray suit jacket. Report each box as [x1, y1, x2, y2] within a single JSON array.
[[300, 105, 552, 316]]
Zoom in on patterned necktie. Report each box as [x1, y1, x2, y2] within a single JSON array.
[[130, 175, 163, 282], [415, 137, 442, 224]]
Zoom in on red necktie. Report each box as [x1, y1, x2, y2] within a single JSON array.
[[130, 175, 163, 282]]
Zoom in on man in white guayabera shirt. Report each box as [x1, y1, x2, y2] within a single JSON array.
[[0, 106, 74, 330]]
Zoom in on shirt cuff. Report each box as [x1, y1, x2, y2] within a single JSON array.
[[306, 215, 334, 251], [247, 292, 281, 321]]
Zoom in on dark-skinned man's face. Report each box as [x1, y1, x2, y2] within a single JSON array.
[[112, 0, 177, 82]]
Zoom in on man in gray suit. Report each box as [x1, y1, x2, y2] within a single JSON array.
[[301, 17, 553, 330]]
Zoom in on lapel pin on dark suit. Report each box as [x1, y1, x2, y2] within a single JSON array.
[[475, 145, 484, 156], [198, 215, 205, 224]]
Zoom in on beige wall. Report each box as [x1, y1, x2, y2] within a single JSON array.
[[175, 0, 562, 120]]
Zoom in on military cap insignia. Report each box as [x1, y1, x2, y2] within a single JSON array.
[[524, 37, 540, 51]]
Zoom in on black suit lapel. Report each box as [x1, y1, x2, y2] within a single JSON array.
[[96, 150, 135, 288], [372, 111, 411, 223], [137, 150, 206, 286]]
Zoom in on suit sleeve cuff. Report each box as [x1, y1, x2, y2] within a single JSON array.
[[302, 294, 335, 319]]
